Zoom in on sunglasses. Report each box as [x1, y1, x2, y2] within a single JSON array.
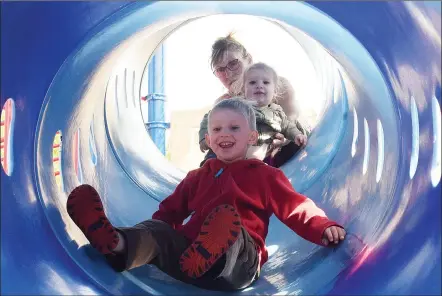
[[213, 59, 241, 77]]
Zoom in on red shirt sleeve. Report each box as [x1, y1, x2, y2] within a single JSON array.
[[268, 169, 342, 245], [151, 172, 195, 229]]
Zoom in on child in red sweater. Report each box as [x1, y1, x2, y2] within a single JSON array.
[[66, 98, 346, 291]]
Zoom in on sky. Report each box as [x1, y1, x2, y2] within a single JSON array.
[[141, 14, 326, 128]]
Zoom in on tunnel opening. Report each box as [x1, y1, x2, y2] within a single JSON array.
[[137, 14, 328, 172]]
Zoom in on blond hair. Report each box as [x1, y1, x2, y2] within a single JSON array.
[[208, 97, 257, 131], [210, 32, 252, 71]]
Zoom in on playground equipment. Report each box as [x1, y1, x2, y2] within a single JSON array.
[[1, 1, 440, 295]]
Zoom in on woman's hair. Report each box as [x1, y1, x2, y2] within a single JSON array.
[[210, 32, 251, 70], [242, 62, 282, 102], [208, 97, 257, 131]]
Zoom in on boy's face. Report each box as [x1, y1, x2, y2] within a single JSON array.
[[205, 109, 258, 164], [244, 68, 275, 107]]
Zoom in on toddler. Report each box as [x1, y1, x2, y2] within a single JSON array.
[[66, 98, 345, 291], [199, 63, 309, 166], [242, 62, 308, 161]]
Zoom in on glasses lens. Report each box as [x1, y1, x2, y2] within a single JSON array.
[[213, 59, 240, 77], [227, 59, 240, 71], [213, 68, 223, 77]]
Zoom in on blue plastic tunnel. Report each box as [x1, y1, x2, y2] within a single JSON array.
[[1, 1, 441, 295]]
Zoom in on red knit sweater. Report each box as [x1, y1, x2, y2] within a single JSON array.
[[152, 158, 341, 266]]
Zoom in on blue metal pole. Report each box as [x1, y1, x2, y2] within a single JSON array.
[[147, 45, 169, 155]]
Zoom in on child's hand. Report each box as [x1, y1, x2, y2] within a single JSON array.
[[322, 226, 346, 246], [294, 134, 307, 147], [272, 133, 288, 148], [200, 140, 209, 152]]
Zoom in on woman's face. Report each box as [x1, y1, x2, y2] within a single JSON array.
[[213, 50, 251, 92]]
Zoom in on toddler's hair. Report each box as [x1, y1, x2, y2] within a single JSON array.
[[208, 97, 257, 131], [210, 32, 252, 70], [243, 62, 282, 102]]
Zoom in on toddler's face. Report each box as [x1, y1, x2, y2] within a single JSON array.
[[244, 68, 276, 107], [205, 109, 257, 163]]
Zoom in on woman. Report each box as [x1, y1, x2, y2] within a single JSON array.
[[198, 33, 310, 167]]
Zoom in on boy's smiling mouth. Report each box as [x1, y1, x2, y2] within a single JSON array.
[[219, 141, 234, 148]]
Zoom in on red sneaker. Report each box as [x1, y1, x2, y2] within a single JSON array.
[[66, 184, 119, 254], [179, 204, 241, 279]]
